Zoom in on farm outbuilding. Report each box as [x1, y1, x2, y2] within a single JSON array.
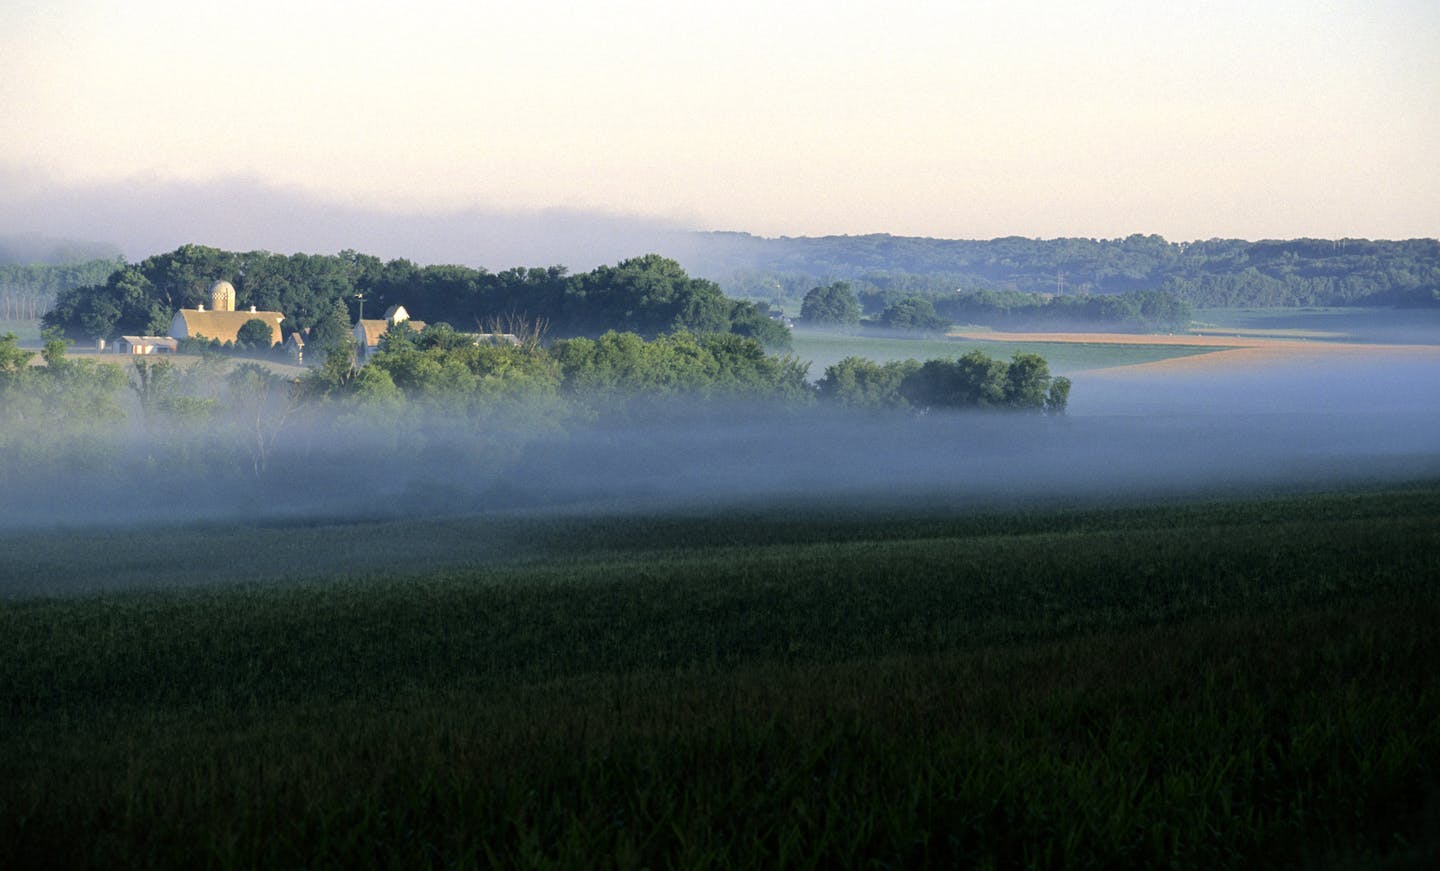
[[284, 331, 306, 364], [116, 336, 178, 355], [354, 305, 426, 362]]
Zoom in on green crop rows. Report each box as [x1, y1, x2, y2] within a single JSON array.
[[3, 485, 1439, 867]]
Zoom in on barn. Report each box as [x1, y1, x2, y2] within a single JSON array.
[[354, 305, 426, 362], [168, 280, 286, 347]]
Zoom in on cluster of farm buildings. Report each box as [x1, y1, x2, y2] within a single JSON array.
[[113, 280, 511, 362]]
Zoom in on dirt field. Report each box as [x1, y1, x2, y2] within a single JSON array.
[[949, 330, 1440, 375]]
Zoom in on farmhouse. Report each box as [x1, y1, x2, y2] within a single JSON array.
[[168, 280, 286, 347], [354, 305, 426, 362]]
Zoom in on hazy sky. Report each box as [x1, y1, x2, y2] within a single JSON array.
[[3, 0, 1437, 246]]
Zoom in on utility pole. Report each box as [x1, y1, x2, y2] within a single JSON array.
[[354, 292, 365, 323]]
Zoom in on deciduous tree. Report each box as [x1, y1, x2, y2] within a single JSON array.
[[236, 318, 275, 352], [799, 282, 861, 328]]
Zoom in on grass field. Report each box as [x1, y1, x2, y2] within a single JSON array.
[[4, 484, 1439, 867], [0, 318, 41, 344], [1192, 307, 1440, 345], [4, 334, 311, 378]]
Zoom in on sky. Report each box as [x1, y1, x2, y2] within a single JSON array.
[[1, 0, 1437, 262]]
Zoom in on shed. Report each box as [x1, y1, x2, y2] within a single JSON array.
[[117, 336, 179, 355]]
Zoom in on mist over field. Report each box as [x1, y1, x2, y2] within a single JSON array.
[[8, 5, 1440, 863], [518, 355, 1440, 510], [3, 352, 1436, 543]]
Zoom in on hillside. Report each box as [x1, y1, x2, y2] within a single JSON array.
[[679, 232, 1440, 310]]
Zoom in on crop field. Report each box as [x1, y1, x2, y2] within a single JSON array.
[[4, 484, 1439, 867], [790, 307, 1440, 381], [790, 330, 1222, 377]]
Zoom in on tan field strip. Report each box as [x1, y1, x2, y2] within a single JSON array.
[[949, 330, 1440, 375]]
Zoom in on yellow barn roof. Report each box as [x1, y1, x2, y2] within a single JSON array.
[[169, 309, 285, 345], [356, 318, 426, 348]]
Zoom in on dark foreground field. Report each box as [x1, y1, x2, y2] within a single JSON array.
[[3, 485, 1439, 868]]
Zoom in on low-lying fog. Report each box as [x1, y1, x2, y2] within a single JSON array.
[[512, 355, 1440, 512], [3, 353, 1436, 539]]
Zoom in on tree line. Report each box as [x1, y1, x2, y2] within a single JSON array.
[[934, 288, 1192, 332], [797, 282, 1192, 334], [690, 233, 1440, 310], [40, 247, 791, 349]]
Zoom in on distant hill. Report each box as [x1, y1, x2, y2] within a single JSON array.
[[677, 233, 1440, 310], [12, 232, 1440, 329]]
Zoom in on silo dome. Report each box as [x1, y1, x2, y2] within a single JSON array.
[[209, 280, 236, 312]]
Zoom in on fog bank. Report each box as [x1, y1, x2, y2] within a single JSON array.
[[0, 169, 696, 270], [1, 354, 1436, 540]]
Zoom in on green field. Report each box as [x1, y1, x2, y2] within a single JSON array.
[[0, 318, 41, 344], [790, 330, 1223, 377], [4, 485, 1439, 867]]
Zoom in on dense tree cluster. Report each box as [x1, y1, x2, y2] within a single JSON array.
[[299, 326, 811, 415], [41, 247, 792, 350], [876, 296, 950, 332], [819, 352, 1070, 414], [692, 233, 1440, 312], [799, 282, 862, 328], [43, 247, 363, 342], [551, 331, 811, 408]]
